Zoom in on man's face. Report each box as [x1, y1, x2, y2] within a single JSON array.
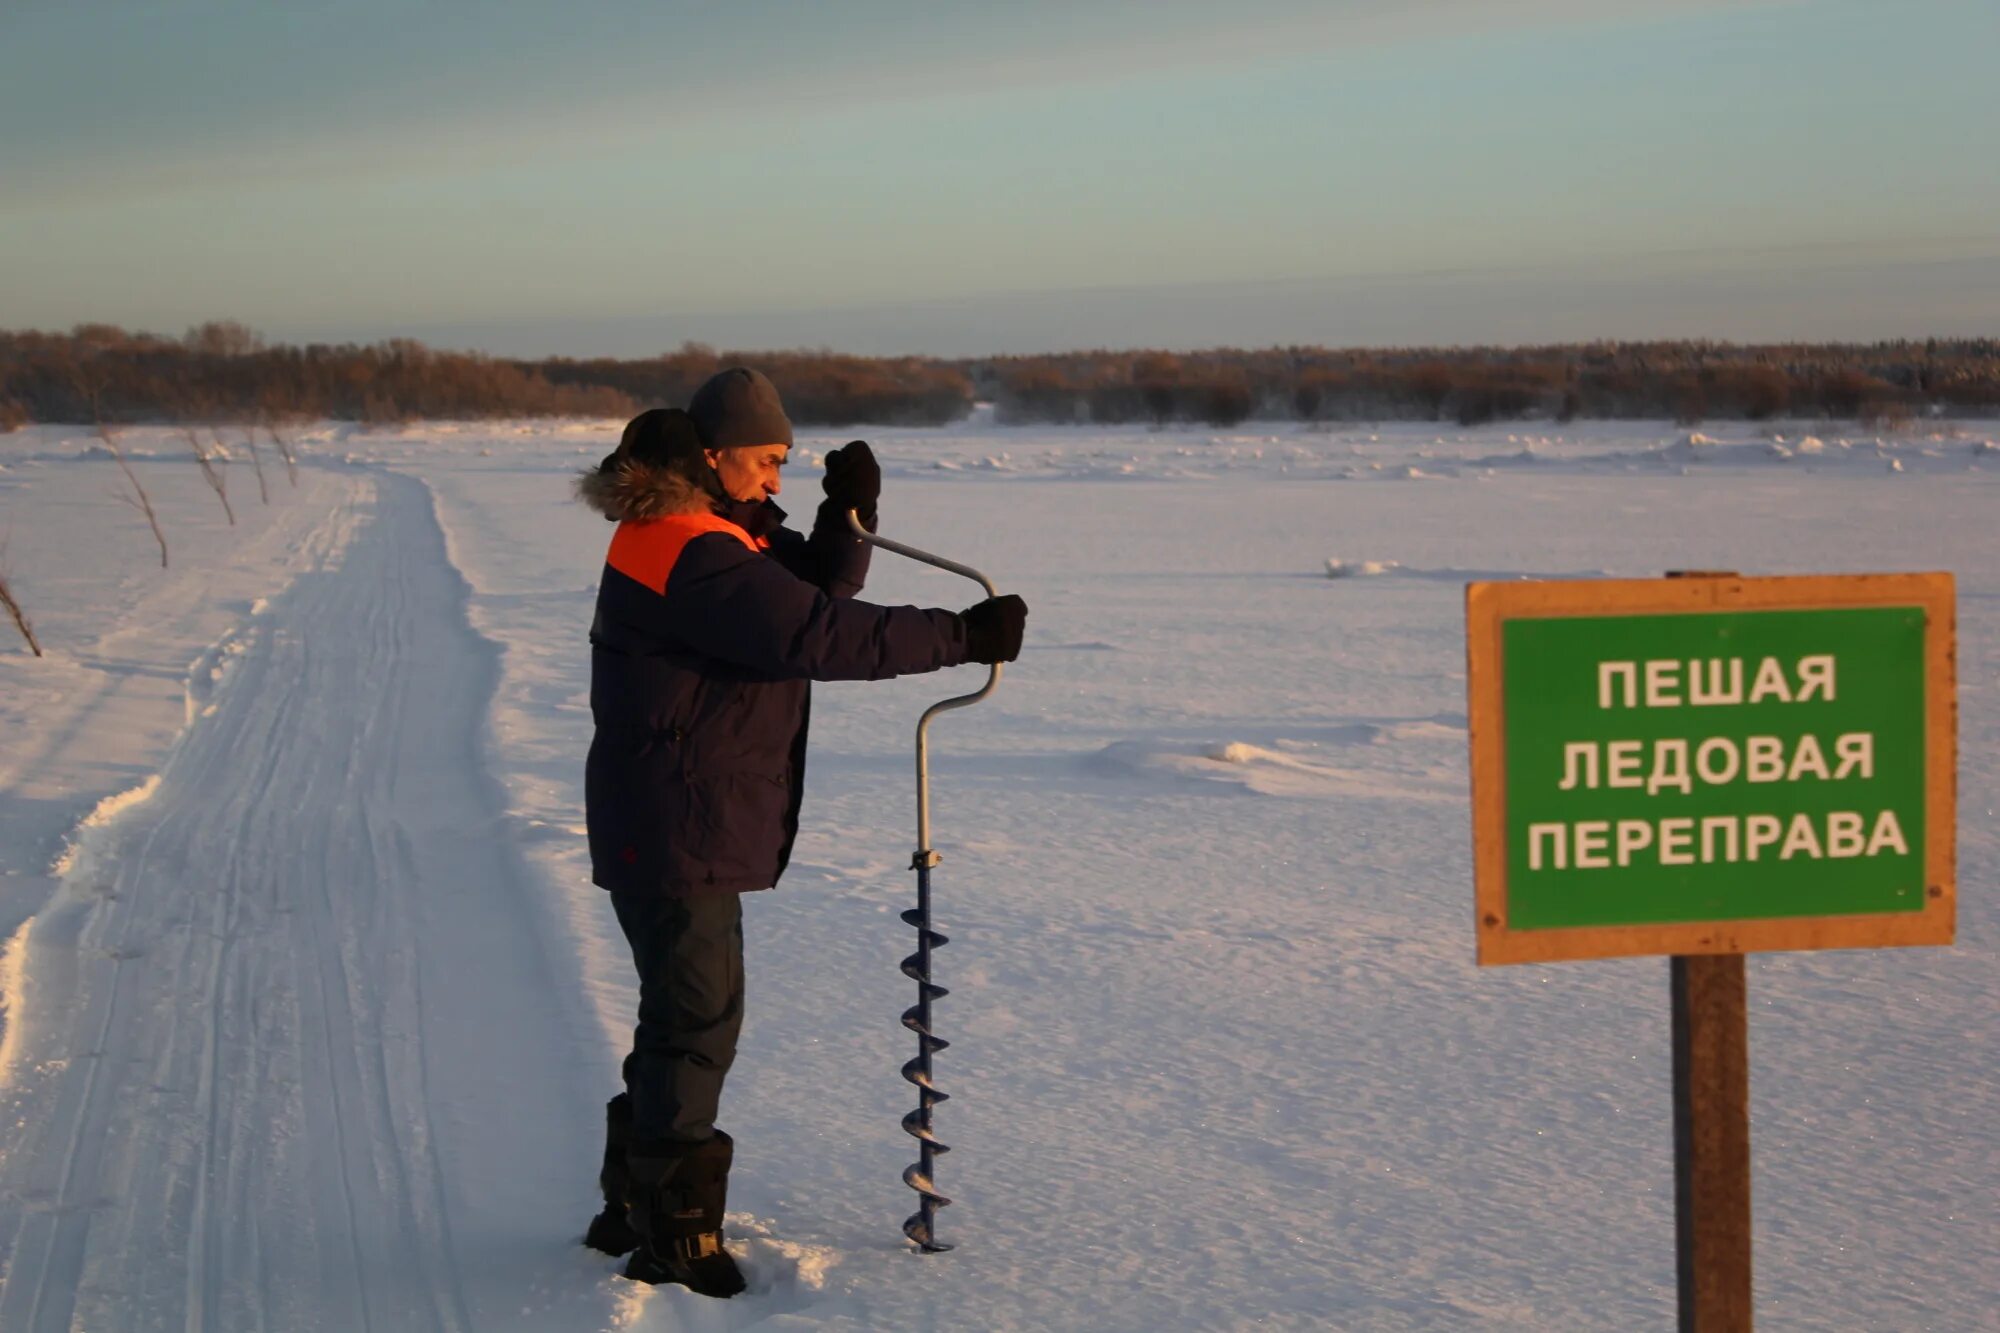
[[706, 443, 789, 503]]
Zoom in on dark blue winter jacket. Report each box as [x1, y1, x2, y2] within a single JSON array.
[[579, 462, 970, 895]]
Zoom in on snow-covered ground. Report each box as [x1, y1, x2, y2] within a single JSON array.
[[0, 416, 1994, 1331]]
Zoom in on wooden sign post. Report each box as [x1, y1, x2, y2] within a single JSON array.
[[1466, 572, 1956, 1331], [1672, 952, 1751, 1330]]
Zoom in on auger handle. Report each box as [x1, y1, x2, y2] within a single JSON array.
[[846, 508, 1002, 853]]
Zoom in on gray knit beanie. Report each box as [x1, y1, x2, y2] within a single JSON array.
[[687, 367, 794, 450]]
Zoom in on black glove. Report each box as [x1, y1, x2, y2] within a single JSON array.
[[821, 440, 881, 521], [960, 594, 1027, 664]]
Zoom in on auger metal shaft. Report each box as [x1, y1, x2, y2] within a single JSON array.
[[846, 508, 1002, 1253]]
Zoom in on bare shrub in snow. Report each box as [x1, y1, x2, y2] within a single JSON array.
[[237, 427, 270, 505], [104, 426, 170, 568], [167, 383, 236, 525], [261, 413, 299, 487], [0, 580, 38, 655], [64, 354, 169, 567], [0, 545, 42, 656], [176, 419, 235, 527]]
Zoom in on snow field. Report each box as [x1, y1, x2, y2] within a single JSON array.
[[0, 418, 1994, 1330]]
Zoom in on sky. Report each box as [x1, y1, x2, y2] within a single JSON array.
[[2, 0, 1996, 356]]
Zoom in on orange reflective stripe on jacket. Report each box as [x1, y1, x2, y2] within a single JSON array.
[[605, 513, 759, 595]]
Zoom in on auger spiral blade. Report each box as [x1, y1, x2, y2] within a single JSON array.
[[900, 948, 950, 985], [896, 861, 954, 1252], [904, 1050, 955, 1087], [901, 1106, 951, 1147], [902, 1164, 953, 1253], [903, 1212, 954, 1253], [901, 1003, 951, 1042]]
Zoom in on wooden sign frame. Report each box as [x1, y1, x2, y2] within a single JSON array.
[[1468, 572, 1956, 965]]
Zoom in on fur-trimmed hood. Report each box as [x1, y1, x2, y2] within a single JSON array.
[[574, 459, 718, 523]]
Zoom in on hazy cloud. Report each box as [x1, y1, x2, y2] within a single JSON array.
[[1, 0, 1781, 206]]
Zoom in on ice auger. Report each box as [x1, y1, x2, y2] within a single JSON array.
[[846, 508, 1003, 1253]]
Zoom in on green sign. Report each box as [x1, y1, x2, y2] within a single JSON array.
[[1466, 574, 1955, 965], [1503, 607, 1924, 929]]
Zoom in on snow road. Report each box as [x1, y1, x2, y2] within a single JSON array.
[[0, 472, 616, 1332]]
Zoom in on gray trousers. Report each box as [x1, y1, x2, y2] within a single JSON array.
[[610, 890, 744, 1149]]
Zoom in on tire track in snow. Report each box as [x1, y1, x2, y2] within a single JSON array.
[[0, 471, 613, 1332]]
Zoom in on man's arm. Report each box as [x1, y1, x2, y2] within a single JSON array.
[[666, 532, 964, 682]]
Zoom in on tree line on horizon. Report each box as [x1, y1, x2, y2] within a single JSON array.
[[980, 341, 2000, 428], [4, 322, 1997, 433]]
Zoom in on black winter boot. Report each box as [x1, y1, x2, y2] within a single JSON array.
[[623, 1131, 745, 1297], [583, 1094, 642, 1256]]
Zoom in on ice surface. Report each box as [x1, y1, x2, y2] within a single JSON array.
[[0, 418, 1994, 1330]]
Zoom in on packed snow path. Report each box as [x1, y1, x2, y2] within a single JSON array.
[[0, 473, 611, 1332]]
